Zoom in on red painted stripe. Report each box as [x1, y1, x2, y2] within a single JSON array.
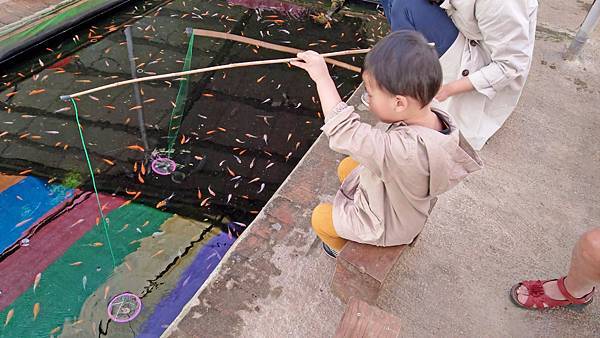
[[0, 193, 126, 311]]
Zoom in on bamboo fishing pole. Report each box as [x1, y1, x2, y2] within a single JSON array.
[[190, 28, 361, 73], [59, 48, 370, 100]]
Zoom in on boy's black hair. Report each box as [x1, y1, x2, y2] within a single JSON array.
[[363, 30, 442, 107]]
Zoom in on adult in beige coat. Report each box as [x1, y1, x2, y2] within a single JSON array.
[[380, 0, 538, 150]]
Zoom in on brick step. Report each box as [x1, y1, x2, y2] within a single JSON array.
[[334, 297, 401, 338], [331, 198, 436, 304], [331, 241, 406, 304]]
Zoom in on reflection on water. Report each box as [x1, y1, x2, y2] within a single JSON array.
[[0, 0, 385, 336]]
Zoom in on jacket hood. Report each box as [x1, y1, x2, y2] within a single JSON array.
[[414, 108, 483, 196]]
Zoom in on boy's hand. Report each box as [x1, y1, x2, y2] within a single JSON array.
[[290, 51, 331, 83]]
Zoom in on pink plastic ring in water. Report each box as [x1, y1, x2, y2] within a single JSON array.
[[107, 292, 142, 323], [151, 157, 177, 176]]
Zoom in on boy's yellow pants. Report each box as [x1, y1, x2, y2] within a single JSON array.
[[311, 157, 359, 252]]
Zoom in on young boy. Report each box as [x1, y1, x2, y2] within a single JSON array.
[[291, 31, 483, 258]]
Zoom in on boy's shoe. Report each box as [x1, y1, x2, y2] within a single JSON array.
[[360, 92, 370, 107], [322, 242, 339, 259]]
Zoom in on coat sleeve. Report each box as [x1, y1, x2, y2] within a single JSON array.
[[468, 0, 535, 99], [320, 102, 412, 178]]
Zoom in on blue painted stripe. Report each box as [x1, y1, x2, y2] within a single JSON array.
[[0, 176, 73, 253]]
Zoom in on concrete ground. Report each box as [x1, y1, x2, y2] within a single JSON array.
[[166, 0, 600, 336]]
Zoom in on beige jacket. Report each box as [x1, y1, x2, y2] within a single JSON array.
[[321, 102, 482, 246], [437, 0, 538, 150]]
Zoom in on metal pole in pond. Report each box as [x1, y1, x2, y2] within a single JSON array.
[[124, 26, 150, 153], [565, 0, 600, 60]]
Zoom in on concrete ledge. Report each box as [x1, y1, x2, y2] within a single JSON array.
[[0, 0, 80, 36]]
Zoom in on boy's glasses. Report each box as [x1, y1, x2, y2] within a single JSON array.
[[361, 92, 370, 107]]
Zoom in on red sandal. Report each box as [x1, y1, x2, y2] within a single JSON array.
[[510, 276, 594, 310]]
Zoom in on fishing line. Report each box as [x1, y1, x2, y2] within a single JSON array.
[[69, 97, 117, 268]]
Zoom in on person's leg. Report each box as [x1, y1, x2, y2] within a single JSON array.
[[308, 157, 357, 255], [380, 0, 459, 56], [337, 157, 360, 183], [562, 228, 600, 296], [311, 203, 347, 252], [515, 227, 599, 305]]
